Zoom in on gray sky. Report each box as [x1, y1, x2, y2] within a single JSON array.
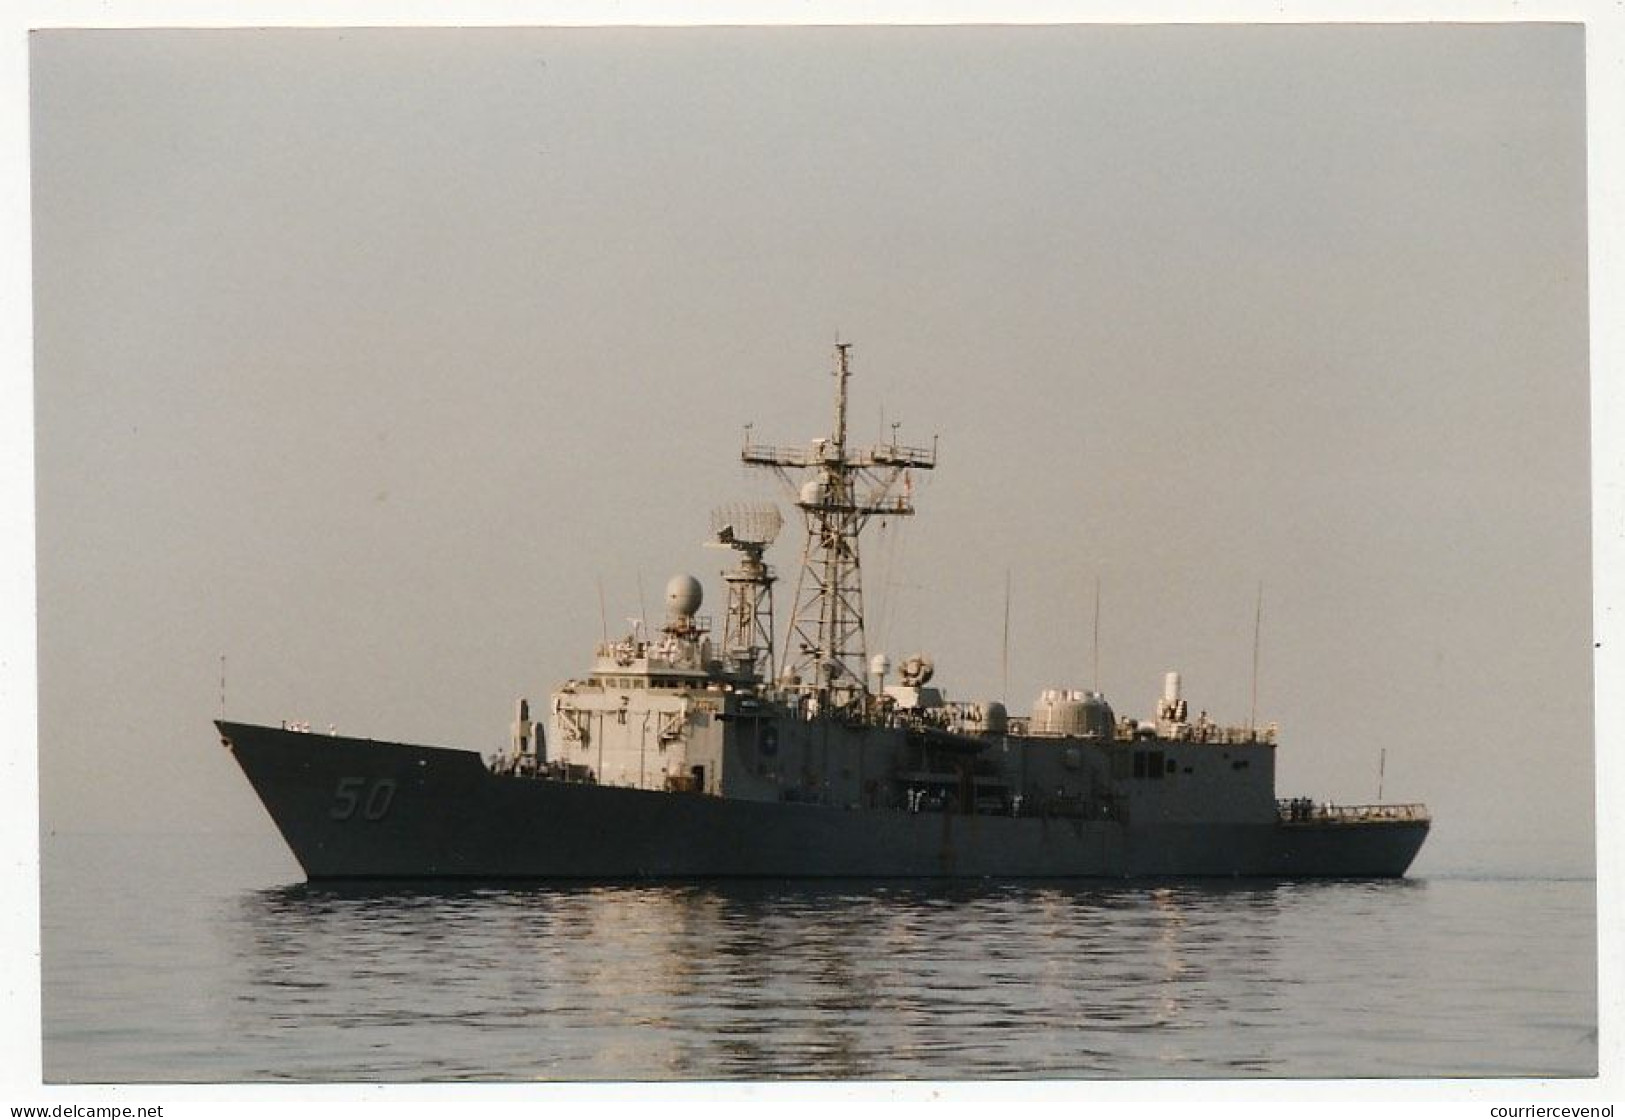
[[25, 23, 1598, 877]]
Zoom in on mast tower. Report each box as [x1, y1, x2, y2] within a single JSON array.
[[742, 343, 936, 709], [708, 503, 782, 681]]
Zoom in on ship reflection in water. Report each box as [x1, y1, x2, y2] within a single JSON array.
[[42, 834, 1592, 1084], [219, 875, 1522, 1081]]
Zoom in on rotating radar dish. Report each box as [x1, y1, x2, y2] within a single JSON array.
[[710, 503, 783, 548]]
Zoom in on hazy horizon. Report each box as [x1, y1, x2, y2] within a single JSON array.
[[30, 24, 1594, 877]]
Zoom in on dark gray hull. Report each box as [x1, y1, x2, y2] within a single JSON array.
[[218, 721, 1429, 881]]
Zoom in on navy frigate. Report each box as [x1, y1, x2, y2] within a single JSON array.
[[220, 344, 1429, 880]]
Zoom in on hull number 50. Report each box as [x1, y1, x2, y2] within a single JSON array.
[[331, 776, 396, 821]]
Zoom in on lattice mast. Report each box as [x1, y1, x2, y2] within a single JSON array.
[[708, 504, 782, 681], [742, 344, 937, 708]]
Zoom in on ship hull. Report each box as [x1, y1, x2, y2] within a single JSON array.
[[219, 721, 1429, 881]]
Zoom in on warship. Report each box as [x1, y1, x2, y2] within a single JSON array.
[[220, 344, 1430, 880]]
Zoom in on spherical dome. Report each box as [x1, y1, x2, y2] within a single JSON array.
[[665, 574, 703, 616]]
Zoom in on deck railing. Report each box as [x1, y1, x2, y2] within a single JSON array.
[[1277, 800, 1430, 825]]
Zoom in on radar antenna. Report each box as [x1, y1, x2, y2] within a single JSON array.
[[707, 503, 783, 681], [742, 343, 938, 709]]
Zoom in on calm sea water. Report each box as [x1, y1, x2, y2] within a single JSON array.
[[40, 832, 1596, 1083]]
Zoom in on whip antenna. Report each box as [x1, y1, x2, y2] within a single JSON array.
[[1250, 581, 1264, 733], [1092, 574, 1102, 694], [1001, 568, 1011, 705]]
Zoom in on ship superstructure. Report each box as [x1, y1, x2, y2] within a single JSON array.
[[219, 344, 1430, 880]]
